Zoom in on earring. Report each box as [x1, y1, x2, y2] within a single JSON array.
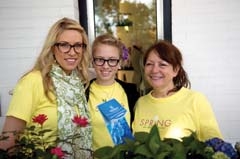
[[53, 54, 57, 63]]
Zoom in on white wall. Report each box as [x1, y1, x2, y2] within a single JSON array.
[[172, 0, 240, 144], [0, 0, 79, 131]]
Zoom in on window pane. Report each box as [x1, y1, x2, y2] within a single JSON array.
[[93, 0, 157, 51]]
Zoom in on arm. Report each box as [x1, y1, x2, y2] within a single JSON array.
[[196, 93, 223, 140], [0, 116, 26, 150], [0, 72, 42, 151]]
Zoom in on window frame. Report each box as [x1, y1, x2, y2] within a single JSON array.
[[78, 0, 172, 44]]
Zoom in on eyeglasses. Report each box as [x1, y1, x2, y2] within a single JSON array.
[[93, 57, 120, 67], [54, 42, 86, 54]]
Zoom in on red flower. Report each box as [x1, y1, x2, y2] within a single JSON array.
[[32, 114, 48, 126], [50, 147, 64, 159], [72, 115, 88, 127]]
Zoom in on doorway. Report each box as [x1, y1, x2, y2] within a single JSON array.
[[79, 0, 171, 94]]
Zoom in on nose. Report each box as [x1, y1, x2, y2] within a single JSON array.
[[102, 60, 109, 68], [151, 64, 159, 73], [68, 47, 76, 55]]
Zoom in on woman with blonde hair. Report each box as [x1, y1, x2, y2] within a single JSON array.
[[0, 17, 92, 159]]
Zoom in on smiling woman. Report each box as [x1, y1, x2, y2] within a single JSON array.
[[132, 40, 222, 142], [0, 17, 93, 159], [53, 30, 86, 75]]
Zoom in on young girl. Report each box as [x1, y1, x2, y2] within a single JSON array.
[[85, 34, 139, 150]]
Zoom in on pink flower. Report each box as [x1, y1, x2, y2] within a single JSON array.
[[50, 147, 64, 159], [72, 115, 88, 127], [32, 114, 48, 126]]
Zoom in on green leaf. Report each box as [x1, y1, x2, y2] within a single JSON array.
[[111, 144, 129, 157], [147, 132, 161, 154], [148, 125, 160, 139], [134, 131, 149, 143], [124, 137, 135, 145], [181, 133, 195, 146], [146, 125, 161, 155], [94, 146, 114, 158], [39, 129, 52, 134], [134, 144, 153, 158], [26, 125, 36, 131], [123, 137, 136, 152], [170, 142, 186, 159], [30, 131, 38, 136], [155, 151, 171, 159]]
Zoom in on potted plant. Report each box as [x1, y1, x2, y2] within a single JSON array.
[[94, 125, 239, 159]]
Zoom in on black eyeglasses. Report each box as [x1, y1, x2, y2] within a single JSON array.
[[93, 57, 120, 67], [54, 42, 86, 54]]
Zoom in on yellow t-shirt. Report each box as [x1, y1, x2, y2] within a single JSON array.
[[132, 87, 223, 141], [88, 81, 130, 150], [6, 71, 57, 144]]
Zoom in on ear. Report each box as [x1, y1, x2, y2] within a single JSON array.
[[173, 66, 180, 77]]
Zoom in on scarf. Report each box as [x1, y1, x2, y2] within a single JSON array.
[[50, 65, 92, 159]]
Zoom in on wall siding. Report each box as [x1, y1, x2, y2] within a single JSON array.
[[172, 0, 240, 144]]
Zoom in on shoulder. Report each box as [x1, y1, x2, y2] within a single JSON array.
[[16, 71, 43, 90], [136, 92, 151, 103], [11, 71, 45, 102], [180, 87, 205, 97], [21, 70, 42, 81], [179, 87, 210, 105]]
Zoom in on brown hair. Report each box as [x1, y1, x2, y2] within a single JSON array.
[[143, 40, 191, 92]]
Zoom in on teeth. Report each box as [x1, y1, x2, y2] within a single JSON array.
[[151, 76, 159, 79], [102, 72, 109, 75], [151, 74, 163, 78], [66, 59, 76, 62], [101, 71, 110, 76]]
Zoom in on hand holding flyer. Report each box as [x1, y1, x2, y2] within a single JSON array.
[[97, 98, 134, 145]]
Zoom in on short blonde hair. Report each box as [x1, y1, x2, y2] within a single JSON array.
[[92, 34, 123, 59]]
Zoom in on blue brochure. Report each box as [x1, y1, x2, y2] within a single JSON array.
[[98, 98, 134, 145]]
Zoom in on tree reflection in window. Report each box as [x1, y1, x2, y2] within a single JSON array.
[[93, 0, 157, 51]]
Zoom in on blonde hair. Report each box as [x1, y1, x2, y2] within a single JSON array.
[[92, 34, 123, 59], [23, 17, 90, 101]]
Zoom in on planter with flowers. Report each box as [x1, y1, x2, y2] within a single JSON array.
[[0, 114, 92, 159], [94, 125, 240, 159]]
